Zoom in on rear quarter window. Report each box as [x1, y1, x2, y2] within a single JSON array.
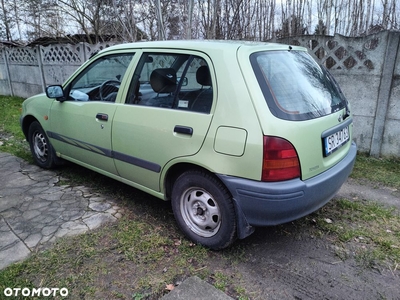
[[250, 50, 346, 121]]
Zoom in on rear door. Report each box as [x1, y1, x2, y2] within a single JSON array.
[[112, 51, 215, 191]]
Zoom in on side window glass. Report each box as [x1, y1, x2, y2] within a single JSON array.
[[127, 54, 213, 113], [68, 54, 134, 102], [177, 57, 213, 113]]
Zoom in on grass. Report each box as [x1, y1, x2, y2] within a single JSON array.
[[0, 96, 24, 134], [307, 198, 400, 270], [1, 95, 400, 297], [0, 96, 31, 161], [352, 153, 400, 190]]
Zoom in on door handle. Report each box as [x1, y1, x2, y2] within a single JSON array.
[[174, 125, 193, 135], [96, 113, 108, 121]]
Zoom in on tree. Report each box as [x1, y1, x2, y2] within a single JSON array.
[[0, 0, 12, 41], [2, 0, 400, 43], [277, 14, 307, 38], [55, 0, 110, 43], [98, 0, 146, 42], [315, 19, 327, 35]]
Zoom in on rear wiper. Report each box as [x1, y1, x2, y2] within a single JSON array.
[[343, 100, 351, 120]]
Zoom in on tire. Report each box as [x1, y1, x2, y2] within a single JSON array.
[[28, 121, 57, 169], [171, 170, 237, 250]]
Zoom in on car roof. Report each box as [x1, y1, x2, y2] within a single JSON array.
[[99, 40, 306, 55]]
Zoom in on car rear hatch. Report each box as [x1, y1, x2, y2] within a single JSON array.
[[238, 45, 353, 181]]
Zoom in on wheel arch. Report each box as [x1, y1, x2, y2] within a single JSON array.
[[25, 118, 64, 168], [21, 115, 40, 140], [163, 163, 216, 201], [163, 162, 255, 241]]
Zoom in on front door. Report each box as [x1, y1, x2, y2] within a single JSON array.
[[48, 53, 135, 175], [49, 101, 119, 174]]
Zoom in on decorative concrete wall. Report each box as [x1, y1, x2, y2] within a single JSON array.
[[0, 43, 113, 98], [273, 31, 400, 158], [0, 31, 399, 157]]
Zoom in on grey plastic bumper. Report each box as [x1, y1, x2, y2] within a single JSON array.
[[218, 142, 357, 229]]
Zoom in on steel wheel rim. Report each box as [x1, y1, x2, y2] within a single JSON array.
[[32, 131, 48, 162], [180, 187, 221, 237]]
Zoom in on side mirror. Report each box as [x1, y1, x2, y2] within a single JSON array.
[[46, 85, 65, 100]]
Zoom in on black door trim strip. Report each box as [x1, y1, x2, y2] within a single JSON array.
[[47, 131, 161, 173]]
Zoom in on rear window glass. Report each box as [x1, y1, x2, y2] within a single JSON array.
[[250, 51, 346, 121]]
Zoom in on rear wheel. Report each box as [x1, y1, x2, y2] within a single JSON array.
[[28, 121, 56, 169], [171, 170, 237, 250]]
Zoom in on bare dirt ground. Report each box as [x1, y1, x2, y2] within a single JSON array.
[[218, 178, 400, 300], [230, 222, 399, 300]]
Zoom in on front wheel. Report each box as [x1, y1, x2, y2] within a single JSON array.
[[171, 170, 237, 250], [28, 121, 57, 169]]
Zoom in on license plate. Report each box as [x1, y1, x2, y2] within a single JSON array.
[[324, 126, 349, 156]]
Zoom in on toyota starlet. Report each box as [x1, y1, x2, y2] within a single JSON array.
[[21, 40, 357, 249]]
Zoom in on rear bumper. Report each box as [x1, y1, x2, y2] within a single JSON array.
[[218, 141, 357, 227]]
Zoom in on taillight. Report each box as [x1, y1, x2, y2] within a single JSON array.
[[262, 136, 300, 182]]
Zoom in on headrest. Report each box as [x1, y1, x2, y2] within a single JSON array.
[[150, 68, 177, 93], [196, 66, 212, 86]]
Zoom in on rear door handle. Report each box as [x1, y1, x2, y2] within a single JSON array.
[[96, 113, 108, 121], [174, 125, 193, 136]]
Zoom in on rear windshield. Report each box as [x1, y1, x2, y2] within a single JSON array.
[[250, 50, 346, 121]]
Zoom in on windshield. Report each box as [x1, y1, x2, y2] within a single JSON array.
[[250, 50, 346, 121]]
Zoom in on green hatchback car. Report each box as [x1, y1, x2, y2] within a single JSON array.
[[21, 40, 356, 249]]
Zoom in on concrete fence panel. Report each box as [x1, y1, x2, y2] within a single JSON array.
[[382, 37, 400, 157], [0, 32, 399, 157], [273, 31, 400, 157]]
